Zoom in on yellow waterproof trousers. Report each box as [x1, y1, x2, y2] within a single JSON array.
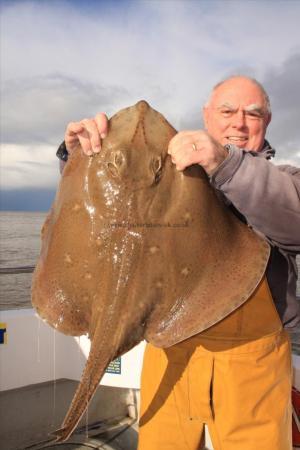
[[138, 278, 292, 450]]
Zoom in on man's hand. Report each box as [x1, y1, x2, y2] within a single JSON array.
[[64, 113, 108, 156], [168, 130, 228, 175]]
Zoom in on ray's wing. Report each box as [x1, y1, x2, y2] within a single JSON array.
[[143, 163, 270, 348]]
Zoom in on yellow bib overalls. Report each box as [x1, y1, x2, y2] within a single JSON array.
[[138, 277, 292, 450]]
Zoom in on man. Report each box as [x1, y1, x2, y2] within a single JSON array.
[[58, 76, 300, 449]]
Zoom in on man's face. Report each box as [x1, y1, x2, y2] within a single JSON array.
[[203, 77, 271, 152]]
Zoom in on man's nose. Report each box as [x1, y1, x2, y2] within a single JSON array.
[[232, 111, 246, 129]]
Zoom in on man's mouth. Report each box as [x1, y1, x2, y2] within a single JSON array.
[[226, 136, 248, 145]]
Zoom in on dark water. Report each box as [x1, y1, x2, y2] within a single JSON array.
[[0, 211, 299, 354], [0, 211, 46, 309]]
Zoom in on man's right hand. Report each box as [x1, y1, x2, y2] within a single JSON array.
[[64, 113, 108, 156]]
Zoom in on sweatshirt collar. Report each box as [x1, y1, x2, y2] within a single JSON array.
[[248, 140, 276, 160]]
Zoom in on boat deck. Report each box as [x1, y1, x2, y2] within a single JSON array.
[[0, 380, 139, 450]]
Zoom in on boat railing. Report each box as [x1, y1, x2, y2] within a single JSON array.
[[0, 266, 35, 274]]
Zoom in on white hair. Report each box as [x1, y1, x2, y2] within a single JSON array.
[[205, 75, 271, 114]]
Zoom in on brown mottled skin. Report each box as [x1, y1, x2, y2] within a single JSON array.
[[31, 101, 270, 441]]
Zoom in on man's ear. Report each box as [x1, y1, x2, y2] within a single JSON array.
[[203, 106, 209, 130], [266, 112, 272, 127]]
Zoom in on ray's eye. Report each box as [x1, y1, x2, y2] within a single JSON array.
[[107, 163, 118, 177], [106, 150, 125, 178], [114, 151, 125, 167], [152, 156, 162, 184]]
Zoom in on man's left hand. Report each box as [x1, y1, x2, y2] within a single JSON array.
[[167, 130, 228, 175]]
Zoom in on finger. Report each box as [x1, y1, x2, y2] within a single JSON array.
[[65, 122, 85, 152], [175, 157, 190, 171], [81, 119, 102, 154], [172, 144, 206, 171], [168, 135, 197, 157], [65, 121, 85, 136], [94, 113, 109, 139], [168, 131, 201, 154], [77, 129, 94, 156], [169, 141, 195, 163], [168, 133, 187, 155], [170, 149, 189, 171], [168, 132, 189, 154]]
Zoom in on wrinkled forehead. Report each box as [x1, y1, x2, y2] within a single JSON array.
[[210, 80, 267, 110]]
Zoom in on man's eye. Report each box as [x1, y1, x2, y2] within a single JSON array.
[[245, 111, 263, 119], [220, 110, 233, 117]]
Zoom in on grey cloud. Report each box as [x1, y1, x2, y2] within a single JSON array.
[[1, 74, 132, 145], [262, 53, 300, 161], [2, 0, 300, 169]]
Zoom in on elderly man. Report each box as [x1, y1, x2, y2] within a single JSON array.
[[58, 76, 300, 450]]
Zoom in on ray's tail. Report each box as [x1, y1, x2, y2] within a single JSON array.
[[53, 320, 119, 442]]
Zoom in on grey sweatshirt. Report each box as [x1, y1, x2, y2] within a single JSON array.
[[210, 141, 300, 329]]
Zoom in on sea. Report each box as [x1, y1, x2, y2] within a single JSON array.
[[0, 211, 299, 354], [0, 211, 46, 310]]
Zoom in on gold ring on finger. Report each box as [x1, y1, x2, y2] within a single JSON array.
[[192, 143, 198, 151]]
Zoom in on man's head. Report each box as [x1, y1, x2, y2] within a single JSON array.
[[203, 76, 272, 152]]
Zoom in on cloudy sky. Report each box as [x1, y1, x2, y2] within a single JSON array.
[[1, 0, 300, 211]]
